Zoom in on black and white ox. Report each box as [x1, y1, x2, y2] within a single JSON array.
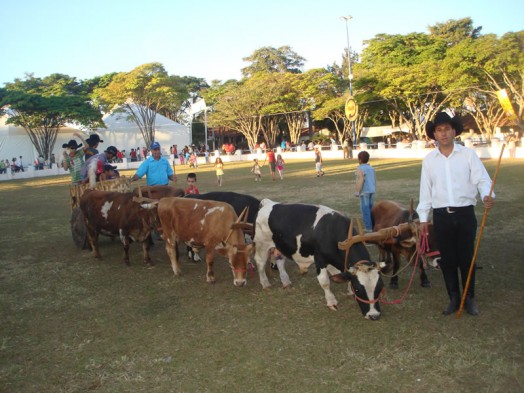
[[254, 199, 386, 320]]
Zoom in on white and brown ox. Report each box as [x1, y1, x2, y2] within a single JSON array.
[[254, 199, 390, 320], [157, 197, 253, 287], [79, 190, 159, 266], [371, 200, 439, 289]]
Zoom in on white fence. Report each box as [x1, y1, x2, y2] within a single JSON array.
[[0, 141, 519, 182]]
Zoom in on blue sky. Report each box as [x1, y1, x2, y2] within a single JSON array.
[[2, 0, 522, 86]]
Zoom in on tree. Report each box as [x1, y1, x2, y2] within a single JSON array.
[[94, 63, 188, 148], [2, 74, 103, 160], [209, 74, 287, 149], [359, 31, 452, 138], [428, 17, 482, 47], [241, 46, 305, 78]]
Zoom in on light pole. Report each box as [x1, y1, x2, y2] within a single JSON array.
[[340, 15, 356, 145], [340, 15, 353, 96]]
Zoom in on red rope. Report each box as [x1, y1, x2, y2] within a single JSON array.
[[350, 233, 430, 306]]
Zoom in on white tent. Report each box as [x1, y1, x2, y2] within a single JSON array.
[[361, 124, 410, 138], [0, 115, 81, 167], [0, 108, 191, 166], [91, 109, 191, 155]]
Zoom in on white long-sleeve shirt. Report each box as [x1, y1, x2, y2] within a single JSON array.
[[417, 143, 494, 223]]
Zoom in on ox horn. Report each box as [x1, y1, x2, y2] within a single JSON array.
[[224, 207, 249, 244]]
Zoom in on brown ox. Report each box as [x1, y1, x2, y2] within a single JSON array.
[[80, 190, 158, 266], [132, 185, 185, 199], [157, 197, 253, 287], [371, 200, 439, 289]]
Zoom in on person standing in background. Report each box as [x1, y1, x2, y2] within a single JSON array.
[[354, 151, 376, 232]]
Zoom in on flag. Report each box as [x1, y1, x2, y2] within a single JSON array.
[[496, 89, 518, 121]]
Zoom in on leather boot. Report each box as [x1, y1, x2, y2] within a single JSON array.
[[442, 295, 460, 315], [465, 296, 480, 316]]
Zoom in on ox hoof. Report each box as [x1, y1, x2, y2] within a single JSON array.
[[123, 260, 131, 267], [389, 282, 399, 290], [282, 283, 293, 290], [327, 304, 339, 311], [367, 314, 381, 321], [207, 279, 216, 284], [421, 280, 431, 288]]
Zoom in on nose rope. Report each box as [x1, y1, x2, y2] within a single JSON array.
[[350, 232, 430, 306]]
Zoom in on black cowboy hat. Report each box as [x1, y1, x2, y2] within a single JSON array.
[[104, 146, 118, 156], [86, 134, 104, 145], [426, 112, 464, 140], [62, 139, 83, 150]]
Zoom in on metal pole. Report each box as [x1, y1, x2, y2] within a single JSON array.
[[341, 15, 356, 145], [204, 107, 208, 151]]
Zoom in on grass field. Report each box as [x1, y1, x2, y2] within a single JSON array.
[[0, 157, 523, 393]]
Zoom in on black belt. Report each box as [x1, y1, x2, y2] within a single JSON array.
[[434, 205, 473, 214]]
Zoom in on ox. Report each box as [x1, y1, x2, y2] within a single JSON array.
[[79, 190, 158, 266], [371, 200, 439, 289], [253, 199, 386, 320], [157, 197, 253, 287], [184, 191, 260, 262]]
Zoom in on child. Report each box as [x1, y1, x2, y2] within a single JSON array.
[[276, 154, 285, 180], [214, 157, 224, 186], [186, 172, 200, 195], [314, 147, 324, 177], [99, 164, 120, 181], [355, 151, 376, 232], [251, 158, 262, 181]]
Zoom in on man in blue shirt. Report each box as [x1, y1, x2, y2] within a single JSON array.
[[131, 142, 177, 186]]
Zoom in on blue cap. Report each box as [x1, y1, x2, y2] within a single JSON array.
[[150, 141, 161, 150]]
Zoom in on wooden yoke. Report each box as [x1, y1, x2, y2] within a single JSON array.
[[338, 221, 416, 261]]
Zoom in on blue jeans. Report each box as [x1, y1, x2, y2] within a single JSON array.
[[359, 193, 374, 231]]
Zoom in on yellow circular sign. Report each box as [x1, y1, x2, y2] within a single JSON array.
[[345, 97, 358, 121]]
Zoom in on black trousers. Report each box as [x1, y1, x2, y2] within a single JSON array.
[[433, 206, 477, 299]]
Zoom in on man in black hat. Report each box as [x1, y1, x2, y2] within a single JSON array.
[[417, 112, 495, 316], [74, 132, 104, 160], [81, 145, 119, 187], [62, 139, 84, 185]]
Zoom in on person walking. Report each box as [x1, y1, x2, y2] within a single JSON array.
[[214, 157, 224, 186], [354, 151, 376, 232], [266, 147, 276, 181], [131, 142, 177, 186], [276, 154, 285, 180], [314, 147, 324, 177], [251, 158, 262, 181], [417, 112, 495, 317]]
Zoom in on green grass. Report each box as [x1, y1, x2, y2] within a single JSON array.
[[0, 157, 523, 392]]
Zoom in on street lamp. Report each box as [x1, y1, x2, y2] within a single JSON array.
[[340, 15, 356, 145], [340, 15, 353, 95]]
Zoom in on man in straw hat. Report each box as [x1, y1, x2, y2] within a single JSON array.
[[417, 111, 495, 316]]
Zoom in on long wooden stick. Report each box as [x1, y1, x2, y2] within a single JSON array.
[[457, 144, 505, 319]]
